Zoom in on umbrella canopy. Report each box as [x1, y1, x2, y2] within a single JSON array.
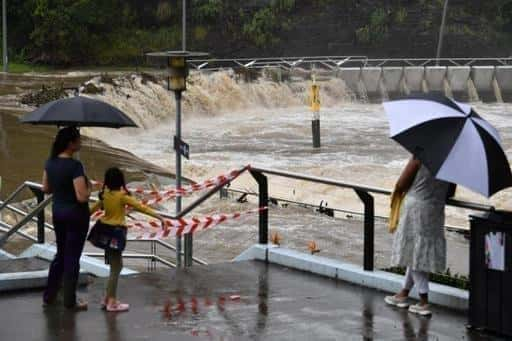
[[383, 94, 512, 197], [20, 96, 137, 128]]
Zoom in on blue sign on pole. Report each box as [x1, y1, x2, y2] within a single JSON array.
[[174, 136, 190, 159]]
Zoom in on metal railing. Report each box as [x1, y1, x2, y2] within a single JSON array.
[[0, 168, 497, 273], [0, 181, 208, 268], [181, 56, 512, 71], [249, 166, 494, 272], [0, 181, 50, 247], [185, 55, 368, 71]]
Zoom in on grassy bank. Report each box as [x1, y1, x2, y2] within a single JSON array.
[[0, 63, 51, 74]]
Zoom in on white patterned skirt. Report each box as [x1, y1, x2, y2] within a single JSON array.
[[391, 196, 447, 273]]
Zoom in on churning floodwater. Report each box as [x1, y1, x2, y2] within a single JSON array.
[[80, 71, 512, 228]]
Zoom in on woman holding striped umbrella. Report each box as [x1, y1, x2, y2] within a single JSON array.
[[385, 157, 455, 316], [382, 94, 512, 316]]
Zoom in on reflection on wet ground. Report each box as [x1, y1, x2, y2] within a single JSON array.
[[0, 261, 499, 340]]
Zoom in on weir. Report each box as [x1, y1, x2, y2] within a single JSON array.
[[335, 64, 510, 102], [337, 64, 511, 102], [188, 56, 512, 102]]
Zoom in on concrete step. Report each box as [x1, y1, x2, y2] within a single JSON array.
[[20, 243, 137, 278], [0, 257, 89, 292], [0, 249, 15, 260]]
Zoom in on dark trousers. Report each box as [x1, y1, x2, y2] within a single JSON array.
[[43, 208, 89, 307]]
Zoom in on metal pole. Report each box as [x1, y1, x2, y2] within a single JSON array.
[[312, 119, 321, 148], [31, 188, 45, 244], [175, 91, 182, 268], [250, 170, 268, 245], [2, 0, 7, 72], [182, 0, 186, 51], [355, 190, 374, 271], [436, 0, 449, 65]]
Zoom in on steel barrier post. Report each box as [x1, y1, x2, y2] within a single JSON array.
[[250, 170, 268, 244], [355, 190, 374, 271], [31, 188, 45, 244]]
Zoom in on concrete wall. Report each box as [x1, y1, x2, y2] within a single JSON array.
[[425, 66, 447, 93], [335, 65, 510, 102], [446, 66, 470, 101], [403, 67, 425, 94], [382, 67, 404, 99], [496, 65, 512, 102], [360, 67, 382, 100], [471, 66, 496, 102]]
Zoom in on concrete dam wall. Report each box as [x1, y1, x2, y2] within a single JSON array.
[[335, 65, 512, 102]]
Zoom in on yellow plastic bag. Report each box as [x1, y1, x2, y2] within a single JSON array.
[[389, 190, 405, 233]]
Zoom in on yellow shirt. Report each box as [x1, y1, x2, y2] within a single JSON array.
[[90, 189, 158, 226]]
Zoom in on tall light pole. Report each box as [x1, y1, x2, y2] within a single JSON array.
[[436, 0, 449, 65], [2, 0, 7, 72], [182, 0, 186, 51], [146, 51, 208, 268]]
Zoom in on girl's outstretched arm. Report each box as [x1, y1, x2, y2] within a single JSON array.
[[122, 194, 164, 222]]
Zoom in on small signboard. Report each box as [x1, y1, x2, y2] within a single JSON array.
[[485, 231, 506, 271], [174, 136, 190, 159]]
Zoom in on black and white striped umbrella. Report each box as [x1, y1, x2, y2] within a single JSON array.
[[383, 94, 512, 197]]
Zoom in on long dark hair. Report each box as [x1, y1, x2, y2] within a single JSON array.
[[50, 126, 80, 159], [99, 167, 131, 200]]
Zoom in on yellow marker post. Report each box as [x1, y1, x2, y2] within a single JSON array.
[[309, 75, 321, 148]]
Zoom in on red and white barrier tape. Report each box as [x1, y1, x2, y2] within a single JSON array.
[[90, 165, 251, 222], [128, 207, 267, 239], [92, 165, 250, 204]]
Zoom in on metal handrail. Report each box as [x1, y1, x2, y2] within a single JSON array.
[[84, 252, 176, 268], [0, 201, 54, 230], [251, 167, 494, 212], [0, 181, 50, 245], [0, 222, 38, 242], [0, 195, 52, 247], [0, 180, 212, 267], [127, 239, 208, 266], [249, 166, 497, 272]]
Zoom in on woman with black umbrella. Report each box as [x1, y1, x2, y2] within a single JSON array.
[[42, 127, 91, 310]]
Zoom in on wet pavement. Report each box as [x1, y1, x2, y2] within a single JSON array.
[[0, 260, 502, 340]]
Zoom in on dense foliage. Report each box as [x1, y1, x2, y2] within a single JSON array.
[[2, 0, 512, 66]]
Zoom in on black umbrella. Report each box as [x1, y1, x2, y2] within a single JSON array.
[[383, 93, 512, 197], [20, 96, 137, 128]]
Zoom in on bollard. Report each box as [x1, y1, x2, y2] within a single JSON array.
[[310, 77, 321, 148], [312, 117, 321, 148]]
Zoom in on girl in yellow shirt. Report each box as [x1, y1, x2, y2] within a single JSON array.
[[90, 167, 164, 312]]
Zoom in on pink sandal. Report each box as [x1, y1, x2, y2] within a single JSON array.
[[106, 301, 130, 312]]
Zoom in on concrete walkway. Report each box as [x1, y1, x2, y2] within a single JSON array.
[[0, 261, 501, 340]]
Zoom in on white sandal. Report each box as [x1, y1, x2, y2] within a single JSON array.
[[384, 295, 410, 308]]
